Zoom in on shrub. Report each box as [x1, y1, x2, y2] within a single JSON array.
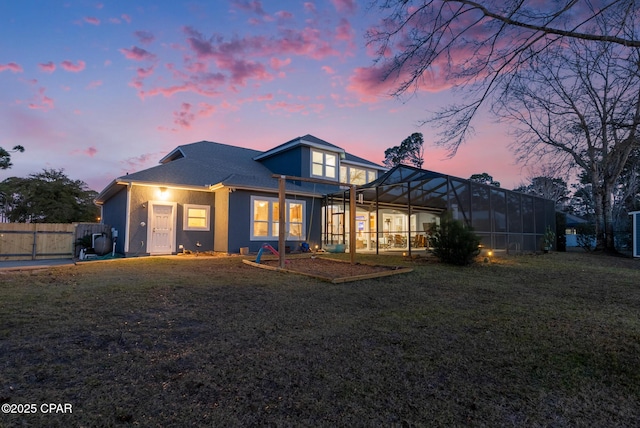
[[431, 213, 481, 265], [576, 223, 596, 251]]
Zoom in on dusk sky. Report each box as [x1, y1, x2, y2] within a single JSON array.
[[0, 0, 524, 193]]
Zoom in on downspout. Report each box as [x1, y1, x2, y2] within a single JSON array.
[[376, 186, 380, 255], [124, 183, 132, 253], [408, 182, 412, 258]]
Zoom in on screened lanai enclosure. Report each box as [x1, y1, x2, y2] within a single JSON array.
[[322, 165, 556, 255]]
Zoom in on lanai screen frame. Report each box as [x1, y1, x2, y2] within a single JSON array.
[[323, 165, 556, 255]]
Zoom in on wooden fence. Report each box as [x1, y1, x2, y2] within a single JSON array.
[[0, 223, 110, 261]]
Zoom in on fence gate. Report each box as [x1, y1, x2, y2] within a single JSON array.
[[0, 223, 110, 261]]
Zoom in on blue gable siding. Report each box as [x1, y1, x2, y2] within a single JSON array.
[[258, 147, 304, 177], [227, 189, 322, 254], [172, 189, 215, 254], [228, 190, 257, 253]]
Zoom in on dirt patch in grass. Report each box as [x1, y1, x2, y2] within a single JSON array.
[[247, 255, 412, 282]]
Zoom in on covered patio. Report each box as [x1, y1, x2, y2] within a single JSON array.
[[322, 165, 556, 256]]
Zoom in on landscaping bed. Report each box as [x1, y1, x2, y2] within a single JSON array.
[[244, 255, 413, 283]]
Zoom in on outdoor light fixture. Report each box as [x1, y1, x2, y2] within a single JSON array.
[[158, 187, 169, 200]]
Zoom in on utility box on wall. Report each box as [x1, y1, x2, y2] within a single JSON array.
[[631, 211, 640, 258]]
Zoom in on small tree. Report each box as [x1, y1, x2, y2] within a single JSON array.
[[469, 173, 500, 188], [383, 132, 425, 168], [431, 212, 480, 266], [0, 168, 99, 223], [0, 145, 25, 170], [576, 223, 596, 252]]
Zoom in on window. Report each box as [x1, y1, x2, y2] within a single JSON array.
[[251, 196, 306, 240], [183, 204, 210, 231], [311, 149, 337, 179], [340, 164, 377, 185]]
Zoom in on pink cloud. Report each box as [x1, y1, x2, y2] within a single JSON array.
[[60, 60, 86, 72], [140, 84, 190, 98], [119, 46, 156, 61], [303, 2, 316, 13], [139, 82, 221, 99], [232, 0, 266, 15], [27, 87, 55, 111], [136, 65, 154, 78], [173, 102, 194, 128], [169, 101, 218, 130], [121, 153, 156, 173], [183, 28, 274, 86], [134, 30, 155, 45], [109, 17, 121, 24], [347, 65, 400, 102], [276, 27, 338, 60], [274, 10, 293, 20], [270, 57, 291, 70], [228, 60, 271, 86], [86, 80, 103, 89], [195, 71, 226, 86], [197, 102, 216, 117], [0, 62, 23, 73], [121, 14, 131, 23], [330, 0, 356, 13], [321, 65, 335, 74], [38, 62, 56, 73], [72, 146, 98, 157], [267, 101, 306, 113], [184, 24, 338, 63], [84, 16, 100, 25], [266, 100, 324, 115], [347, 59, 455, 103], [336, 18, 354, 43]]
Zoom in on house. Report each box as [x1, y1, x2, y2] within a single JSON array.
[[95, 134, 386, 256], [96, 134, 557, 257]]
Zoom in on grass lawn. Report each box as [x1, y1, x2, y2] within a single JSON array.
[[1, 252, 639, 427]]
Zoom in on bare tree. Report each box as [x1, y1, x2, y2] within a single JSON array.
[[495, 19, 640, 252], [367, 0, 640, 155], [514, 176, 570, 209]]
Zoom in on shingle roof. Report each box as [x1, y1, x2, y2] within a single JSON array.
[[123, 141, 268, 187], [96, 135, 385, 202]]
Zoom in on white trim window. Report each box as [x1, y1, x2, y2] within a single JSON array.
[[251, 196, 306, 240], [183, 204, 211, 231], [340, 165, 378, 185], [311, 149, 337, 180]]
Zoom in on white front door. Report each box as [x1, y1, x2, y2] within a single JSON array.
[[148, 202, 176, 255]]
